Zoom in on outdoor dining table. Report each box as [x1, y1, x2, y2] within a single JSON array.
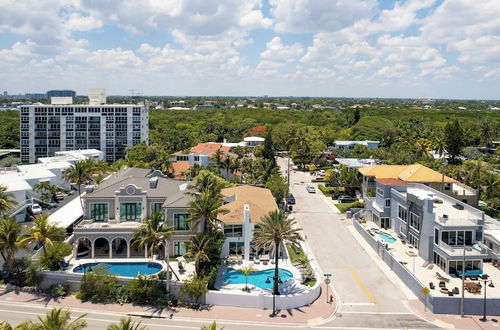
[[259, 254, 270, 261]]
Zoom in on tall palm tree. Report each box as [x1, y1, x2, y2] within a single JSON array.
[[187, 192, 225, 233], [34, 181, 58, 203], [107, 317, 147, 330], [63, 161, 91, 211], [184, 234, 211, 277], [0, 217, 22, 263], [18, 213, 65, 257], [132, 211, 174, 292], [253, 210, 303, 300], [211, 149, 224, 174], [30, 308, 87, 330], [0, 185, 18, 216]]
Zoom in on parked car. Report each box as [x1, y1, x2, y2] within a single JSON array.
[[306, 185, 316, 193], [55, 192, 66, 200], [339, 196, 357, 204], [317, 170, 326, 177], [287, 194, 296, 205], [29, 204, 42, 215]]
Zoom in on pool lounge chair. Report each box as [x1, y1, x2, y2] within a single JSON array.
[[254, 258, 260, 265], [435, 272, 450, 283]]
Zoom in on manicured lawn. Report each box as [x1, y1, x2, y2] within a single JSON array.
[[318, 184, 336, 196], [286, 244, 305, 263]]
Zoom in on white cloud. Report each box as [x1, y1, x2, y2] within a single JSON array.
[[65, 13, 103, 32], [269, 0, 376, 33], [257, 37, 304, 70]]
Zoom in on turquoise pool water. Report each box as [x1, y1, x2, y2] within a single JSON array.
[[73, 262, 162, 278], [223, 268, 294, 290], [377, 231, 397, 243]]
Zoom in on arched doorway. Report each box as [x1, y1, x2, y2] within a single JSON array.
[[94, 237, 110, 258], [76, 237, 91, 259], [112, 237, 127, 258], [129, 238, 146, 258]]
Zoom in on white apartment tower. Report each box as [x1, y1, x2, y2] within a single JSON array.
[[20, 89, 149, 164]]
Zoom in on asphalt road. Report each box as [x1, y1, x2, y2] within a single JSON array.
[[279, 158, 437, 329]]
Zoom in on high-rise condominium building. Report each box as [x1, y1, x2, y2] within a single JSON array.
[[20, 90, 148, 164]]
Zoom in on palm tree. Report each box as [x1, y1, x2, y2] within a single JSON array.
[[187, 192, 225, 233], [107, 317, 147, 330], [18, 213, 65, 257], [211, 149, 224, 174], [132, 211, 174, 292], [200, 321, 224, 330], [0, 185, 18, 216], [238, 265, 256, 292], [184, 234, 211, 277], [30, 308, 87, 330], [63, 161, 91, 211], [222, 156, 232, 179], [34, 181, 58, 203], [0, 217, 22, 263], [253, 210, 303, 300], [187, 171, 225, 197]]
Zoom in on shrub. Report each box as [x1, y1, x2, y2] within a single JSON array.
[[77, 266, 122, 303], [126, 275, 168, 306], [335, 201, 364, 213], [39, 242, 72, 271], [2, 257, 31, 286], [25, 266, 43, 289], [46, 284, 67, 298], [180, 275, 208, 306]]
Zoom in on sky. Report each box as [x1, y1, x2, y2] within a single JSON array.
[[0, 0, 499, 99]]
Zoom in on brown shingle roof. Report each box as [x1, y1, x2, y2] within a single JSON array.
[[220, 185, 277, 224]]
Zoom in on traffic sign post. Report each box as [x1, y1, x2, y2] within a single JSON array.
[[324, 274, 332, 303], [421, 287, 430, 312]]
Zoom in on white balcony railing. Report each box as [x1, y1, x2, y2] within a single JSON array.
[[436, 215, 481, 227], [437, 240, 488, 256]]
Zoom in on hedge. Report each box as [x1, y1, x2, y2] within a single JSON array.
[[334, 201, 364, 213]]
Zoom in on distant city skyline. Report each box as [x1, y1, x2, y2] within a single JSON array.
[[0, 0, 499, 99]]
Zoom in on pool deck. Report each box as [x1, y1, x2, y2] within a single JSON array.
[[67, 257, 196, 281], [215, 257, 309, 295]]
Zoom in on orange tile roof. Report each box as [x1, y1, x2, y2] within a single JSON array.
[[190, 143, 230, 153], [171, 161, 191, 179], [359, 164, 456, 183], [220, 185, 277, 224], [375, 178, 407, 186]]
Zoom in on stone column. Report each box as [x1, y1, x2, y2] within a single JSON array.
[[72, 241, 78, 259], [145, 243, 148, 258], [127, 241, 130, 258], [109, 239, 113, 259], [91, 240, 95, 259]]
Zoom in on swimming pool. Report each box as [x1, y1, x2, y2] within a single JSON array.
[[377, 231, 397, 243], [73, 262, 163, 278], [223, 268, 294, 290]]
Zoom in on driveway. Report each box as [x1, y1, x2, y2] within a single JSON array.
[[278, 158, 436, 328]]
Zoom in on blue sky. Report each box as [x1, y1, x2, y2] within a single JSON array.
[[0, 0, 499, 99]]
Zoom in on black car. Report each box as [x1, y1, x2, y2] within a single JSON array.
[[287, 194, 296, 205]]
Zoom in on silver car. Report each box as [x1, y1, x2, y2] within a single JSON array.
[[306, 185, 316, 193]]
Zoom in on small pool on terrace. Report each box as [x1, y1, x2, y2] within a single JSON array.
[[73, 262, 162, 278], [377, 231, 397, 243], [223, 268, 294, 290]]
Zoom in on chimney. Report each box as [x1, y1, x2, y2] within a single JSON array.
[[149, 177, 158, 189]]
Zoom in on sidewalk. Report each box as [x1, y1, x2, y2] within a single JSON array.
[[0, 284, 335, 325], [409, 299, 500, 329]]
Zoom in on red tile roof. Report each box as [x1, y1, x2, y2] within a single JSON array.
[[375, 178, 407, 186]]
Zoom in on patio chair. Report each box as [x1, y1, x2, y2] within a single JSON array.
[[439, 281, 446, 288], [453, 287, 459, 294], [429, 282, 435, 290], [254, 258, 260, 265], [435, 272, 450, 283]]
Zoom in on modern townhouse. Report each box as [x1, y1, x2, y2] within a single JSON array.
[[220, 185, 278, 261], [362, 177, 490, 276], [359, 164, 478, 206]]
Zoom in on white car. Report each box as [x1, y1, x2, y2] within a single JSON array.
[[317, 170, 326, 177], [306, 185, 316, 193], [30, 203, 42, 215]]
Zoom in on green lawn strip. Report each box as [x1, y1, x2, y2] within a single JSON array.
[[334, 201, 365, 213]]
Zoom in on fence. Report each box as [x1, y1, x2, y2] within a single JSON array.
[[353, 219, 500, 316]]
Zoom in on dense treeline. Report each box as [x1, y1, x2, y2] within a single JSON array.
[[0, 111, 20, 148]]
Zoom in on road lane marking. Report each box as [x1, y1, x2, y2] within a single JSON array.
[[307, 317, 324, 325], [348, 267, 376, 304]]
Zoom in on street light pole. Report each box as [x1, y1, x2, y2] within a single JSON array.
[[480, 275, 494, 322]]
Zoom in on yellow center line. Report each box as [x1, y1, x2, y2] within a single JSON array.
[[349, 267, 376, 303]]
